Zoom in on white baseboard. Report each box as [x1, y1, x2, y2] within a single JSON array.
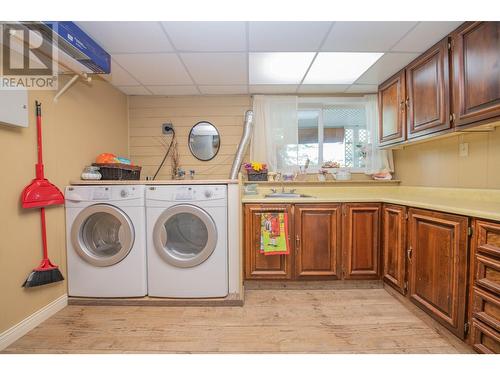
[[0, 294, 68, 351]]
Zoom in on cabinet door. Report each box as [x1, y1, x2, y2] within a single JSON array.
[[244, 204, 293, 280], [452, 22, 500, 127], [382, 204, 407, 294], [343, 203, 381, 279], [406, 38, 451, 139], [408, 208, 469, 338], [294, 204, 341, 279], [378, 70, 406, 145]]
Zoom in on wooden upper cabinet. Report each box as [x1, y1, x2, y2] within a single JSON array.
[[451, 21, 500, 127], [244, 204, 293, 280], [406, 38, 451, 138], [382, 204, 407, 295], [408, 208, 469, 339], [378, 70, 406, 145], [294, 204, 341, 279], [343, 203, 381, 279]]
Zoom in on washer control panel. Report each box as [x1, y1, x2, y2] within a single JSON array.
[[65, 185, 145, 202]]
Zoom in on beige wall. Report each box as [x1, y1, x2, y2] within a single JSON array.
[[0, 76, 128, 333], [129, 95, 251, 180], [393, 124, 500, 189]]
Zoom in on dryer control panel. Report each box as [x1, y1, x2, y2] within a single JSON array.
[[147, 185, 227, 202]]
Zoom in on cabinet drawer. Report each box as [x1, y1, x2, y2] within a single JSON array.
[[471, 318, 500, 354], [475, 220, 500, 259], [475, 254, 500, 295], [472, 287, 500, 331]]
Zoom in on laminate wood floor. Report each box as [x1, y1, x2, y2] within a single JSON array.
[[3, 289, 473, 353]]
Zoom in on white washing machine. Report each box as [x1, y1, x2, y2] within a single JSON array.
[[65, 185, 147, 297], [146, 185, 228, 298]]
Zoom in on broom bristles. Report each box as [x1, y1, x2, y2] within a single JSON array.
[[22, 268, 64, 288]]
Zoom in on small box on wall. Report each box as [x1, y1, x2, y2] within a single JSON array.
[[0, 88, 28, 128]]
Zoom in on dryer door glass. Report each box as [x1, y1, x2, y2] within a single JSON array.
[[71, 204, 135, 267], [154, 204, 217, 268]]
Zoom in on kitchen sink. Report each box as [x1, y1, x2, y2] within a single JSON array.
[[264, 192, 314, 198]]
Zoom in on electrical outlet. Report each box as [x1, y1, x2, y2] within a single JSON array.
[[459, 143, 469, 157], [162, 122, 174, 135]]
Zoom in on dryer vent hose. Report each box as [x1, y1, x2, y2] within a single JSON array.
[[229, 110, 254, 180]]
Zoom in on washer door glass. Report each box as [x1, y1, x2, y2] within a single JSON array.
[[154, 204, 217, 268], [71, 204, 134, 267]]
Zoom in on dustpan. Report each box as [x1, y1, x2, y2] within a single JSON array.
[[21, 101, 64, 209]]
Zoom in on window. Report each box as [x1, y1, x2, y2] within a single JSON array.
[[295, 98, 369, 171]]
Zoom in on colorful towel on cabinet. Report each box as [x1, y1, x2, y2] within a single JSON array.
[[260, 213, 289, 255]]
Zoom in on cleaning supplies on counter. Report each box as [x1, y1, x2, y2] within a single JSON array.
[[260, 213, 289, 255], [92, 153, 141, 180], [333, 168, 352, 181], [81, 166, 102, 180], [95, 153, 131, 165]]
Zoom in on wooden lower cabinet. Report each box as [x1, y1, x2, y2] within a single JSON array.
[[244, 204, 293, 280], [382, 204, 407, 294], [408, 208, 469, 339], [294, 204, 341, 279], [343, 203, 381, 280], [470, 219, 500, 353], [471, 319, 500, 354]]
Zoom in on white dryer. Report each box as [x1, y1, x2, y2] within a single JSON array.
[[65, 185, 147, 297], [146, 185, 228, 298]]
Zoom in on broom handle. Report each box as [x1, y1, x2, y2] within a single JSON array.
[[35, 101, 44, 179], [40, 207, 49, 260]]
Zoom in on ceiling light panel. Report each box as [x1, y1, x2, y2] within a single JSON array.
[[304, 52, 383, 84], [249, 52, 315, 85]]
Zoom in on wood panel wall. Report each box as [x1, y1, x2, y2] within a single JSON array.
[[129, 95, 252, 180]]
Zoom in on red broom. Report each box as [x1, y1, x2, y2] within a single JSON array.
[[22, 101, 65, 288]]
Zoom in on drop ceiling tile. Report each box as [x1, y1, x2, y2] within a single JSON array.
[[249, 22, 332, 52], [180, 53, 247, 85], [116, 86, 151, 95], [162, 22, 246, 52], [104, 59, 140, 86], [354, 52, 420, 85], [146, 85, 199, 95], [249, 85, 298, 94], [249, 52, 315, 84], [113, 53, 193, 85], [345, 84, 378, 94], [77, 22, 173, 53], [198, 85, 248, 95], [298, 84, 350, 94], [391, 22, 463, 52], [322, 22, 417, 52]]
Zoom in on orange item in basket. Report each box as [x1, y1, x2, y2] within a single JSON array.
[[96, 153, 117, 164]]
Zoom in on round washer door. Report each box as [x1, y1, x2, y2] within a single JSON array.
[[71, 204, 135, 267], [153, 204, 217, 268]]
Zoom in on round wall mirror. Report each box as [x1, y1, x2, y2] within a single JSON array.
[[188, 121, 220, 161]]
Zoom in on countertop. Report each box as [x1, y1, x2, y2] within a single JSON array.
[[70, 179, 239, 185], [242, 185, 500, 222]]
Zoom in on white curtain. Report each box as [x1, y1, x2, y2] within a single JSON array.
[[364, 94, 394, 175], [250, 95, 298, 173]]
